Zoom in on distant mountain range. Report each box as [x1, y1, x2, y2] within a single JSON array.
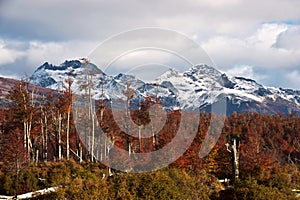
[[26, 60, 300, 115], [1, 60, 300, 115]]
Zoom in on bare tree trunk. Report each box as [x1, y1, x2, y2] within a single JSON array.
[[138, 126, 142, 151], [79, 142, 83, 163], [24, 121, 27, 152], [45, 115, 48, 162], [129, 142, 131, 156], [226, 138, 240, 183], [88, 77, 95, 162], [41, 117, 45, 162], [152, 126, 156, 149], [104, 135, 107, 158], [20, 83, 31, 160], [100, 109, 104, 124], [66, 106, 70, 160], [58, 113, 62, 161], [122, 82, 134, 156], [28, 89, 34, 161], [232, 138, 239, 181], [137, 97, 142, 152], [23, 120, 32, 160], [91, 112, 95, 162], [27, 119, 32, 159]]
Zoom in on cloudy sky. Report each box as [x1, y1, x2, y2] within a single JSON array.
[[0, 0, 300, 89]]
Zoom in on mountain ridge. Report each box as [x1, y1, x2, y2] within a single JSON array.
[[9, 59, 300, 115]]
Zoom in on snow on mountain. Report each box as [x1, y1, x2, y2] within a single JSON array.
[[29, 60, 300, 115]]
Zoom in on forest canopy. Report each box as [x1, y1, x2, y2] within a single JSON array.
[[0, 80, 299, 199]]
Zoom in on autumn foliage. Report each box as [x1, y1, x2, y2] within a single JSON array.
[[0, 80, 300, 198]]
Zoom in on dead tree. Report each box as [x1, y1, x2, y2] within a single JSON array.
[[77, 58, 97, 162], [122, 82, 135, 155], [226, 137, 240, 182]]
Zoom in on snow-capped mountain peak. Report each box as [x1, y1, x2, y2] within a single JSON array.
[[29, 60, 300, 115], [188, 64, 222, 76]]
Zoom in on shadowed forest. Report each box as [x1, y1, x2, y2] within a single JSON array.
[[0, 80, 300, 199]]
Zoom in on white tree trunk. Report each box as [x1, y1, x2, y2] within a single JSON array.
[[226, 138, 240, 182], [91, 113, 95, 162], [58, 113, 62, 160], [41, 117, 45, 162], [232, 139, 239, 181], [66, 107, 70, 160], [79, 142, 83, 163]]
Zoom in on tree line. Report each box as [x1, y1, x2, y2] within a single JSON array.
[[0, 77, 300, 199]]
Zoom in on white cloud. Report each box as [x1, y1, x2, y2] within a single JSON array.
[[1, 0, 300, 89], [202, 23, 300, 70], [283, 70, 300, 90], [25, 41, 95, 67], [0, 72, 19, 80], [1, 0, 300, 41], [225, 65, 255, 78], [0, 40, 24, 65], [0, 39, 96, 77], [275, 26, 300, 51], [224, 64, 267, 83], [247, 23, 288, 48]]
